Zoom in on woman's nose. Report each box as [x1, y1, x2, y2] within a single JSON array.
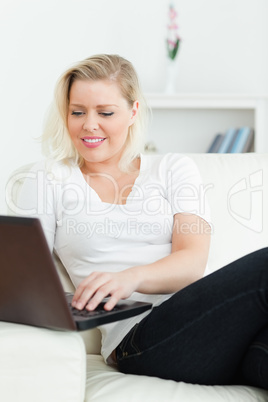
[[83, 115, 99, 132]]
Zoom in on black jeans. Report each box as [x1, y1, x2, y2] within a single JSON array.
[[116, 248, 268, 389]]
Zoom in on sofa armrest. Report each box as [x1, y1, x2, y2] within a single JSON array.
[[0, 322, 86, 402]]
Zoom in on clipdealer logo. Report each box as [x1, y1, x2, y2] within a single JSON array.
[[227, 170, 263, 233]]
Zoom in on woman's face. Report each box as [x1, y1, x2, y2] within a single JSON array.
[[67, 79, 138, 168]]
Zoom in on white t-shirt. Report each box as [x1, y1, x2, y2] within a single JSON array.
[[16, 153, 211, 362]]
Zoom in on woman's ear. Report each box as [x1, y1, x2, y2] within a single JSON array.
[[129, 101, 139, 125]]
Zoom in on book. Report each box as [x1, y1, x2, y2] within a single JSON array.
[[207, 127, 254, 153], [226, 129, 240, 152], [207, 133, 224, 153], [241, 129, 254, 152], [230, 127, 254, 153], [217, 128, 237, 153]]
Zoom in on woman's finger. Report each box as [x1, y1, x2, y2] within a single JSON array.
[[72, 272, 112, 309]]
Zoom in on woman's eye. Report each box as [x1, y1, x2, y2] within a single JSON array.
[[71, 111, 84, 116], [100, 112, 114, 117]]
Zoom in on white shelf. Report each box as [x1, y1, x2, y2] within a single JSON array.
[[145, 93, 268, 152]]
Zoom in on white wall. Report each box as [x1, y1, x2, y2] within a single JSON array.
[[1, 0, 268, 213]]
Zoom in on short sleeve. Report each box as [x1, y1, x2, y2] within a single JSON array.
[[165, 154, 211, 224]]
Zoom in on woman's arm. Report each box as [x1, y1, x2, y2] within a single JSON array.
[[72, 213, 211, 311], [133, 213, 211, 294]]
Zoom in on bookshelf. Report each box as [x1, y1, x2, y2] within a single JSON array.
[[145, 94, 268, 153]]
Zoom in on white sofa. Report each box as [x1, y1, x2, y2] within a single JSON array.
[[3, 153, 268, 402]]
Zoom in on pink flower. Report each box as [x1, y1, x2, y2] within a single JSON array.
[[167, 39, 177, 47], [169, 6, 177, 20], [168, 23, 179, 30]]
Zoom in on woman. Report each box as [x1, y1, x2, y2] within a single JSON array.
[[17, 54, 268, 388]]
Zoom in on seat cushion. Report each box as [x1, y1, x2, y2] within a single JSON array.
[[85, 355, 268, 402]]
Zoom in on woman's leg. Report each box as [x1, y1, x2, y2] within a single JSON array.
[[238, 325, 268, 388], [116, 248, 268, 387]]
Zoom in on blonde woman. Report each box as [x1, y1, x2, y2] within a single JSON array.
[[17, 54, 268, 388]]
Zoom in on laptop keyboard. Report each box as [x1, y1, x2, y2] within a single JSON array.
[[69, 303, 119, 317]]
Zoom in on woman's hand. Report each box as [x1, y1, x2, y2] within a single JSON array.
[[72, 269, 140, 311]]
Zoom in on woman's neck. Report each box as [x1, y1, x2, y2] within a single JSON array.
[[81, 157, 140, 179]]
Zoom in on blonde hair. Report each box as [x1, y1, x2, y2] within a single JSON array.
[[42, 54, 148, 172]]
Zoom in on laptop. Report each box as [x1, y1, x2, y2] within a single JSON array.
[[0, 215, 152, 331]]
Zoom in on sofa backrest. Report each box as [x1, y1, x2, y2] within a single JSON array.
[[188, 153, 268, 272]]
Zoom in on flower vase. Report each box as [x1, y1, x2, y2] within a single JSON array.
[[165, 59, 178, 95]]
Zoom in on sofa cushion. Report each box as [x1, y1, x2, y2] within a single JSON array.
[[85, 355, 268, 402]]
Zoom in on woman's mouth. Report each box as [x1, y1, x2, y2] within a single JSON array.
[[82, 137, 106, 148]]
